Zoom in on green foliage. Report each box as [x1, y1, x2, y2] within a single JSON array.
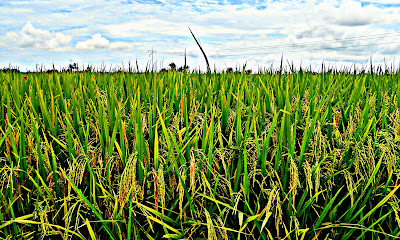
[[0, 69, 400, 239]]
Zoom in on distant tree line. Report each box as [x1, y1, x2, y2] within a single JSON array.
[[158, 62, 191, 73], [1, 68, 20, 73], [6, 62, 367, 75]]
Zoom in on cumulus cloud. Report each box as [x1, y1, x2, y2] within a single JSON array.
[[75, 34, 135, 51], [75, 34, 110, 50], [325, 1, 385, 26], [1, 22, 72, 50], [109, 42, 134, 51]]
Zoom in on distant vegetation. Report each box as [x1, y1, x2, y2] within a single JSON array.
[[0, 67, 399, 239]]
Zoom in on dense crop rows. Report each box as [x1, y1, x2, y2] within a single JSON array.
[[0, 69, 399, 239]]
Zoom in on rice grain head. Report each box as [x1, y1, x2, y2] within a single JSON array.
[[314, 164, 320, 201], [178, 168, 186, 219], [204, 209, 217, 240], [303, 160, 313, 197], [390, 196, 400, 228], [153, 169, 159, 212], [289, 155, 300, 203], [70, 155, 87, 186], [260, 186, 277, 227], [118, 154, 138, 207], [344, 170, 355, 207], [217, 216, 228, 240], [290, 216, 300, 239], [275, 190, 282, 236], [158, 163, 166, 215], [190, 148, 196, 192]]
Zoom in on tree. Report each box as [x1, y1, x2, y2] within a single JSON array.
[[2, 68, 20, 73], [68, 63, 78, 72], [169, 62, 176, 71], [86, 65, 93, 72], [177, 66, 189, 72]]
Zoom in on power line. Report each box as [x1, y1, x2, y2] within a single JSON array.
[[155, 32, 400, 57], [216, 32, 400, 52], [215, 40, 400, 57]]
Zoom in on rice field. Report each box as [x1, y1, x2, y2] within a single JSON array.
[[0, 68, 399, 239]]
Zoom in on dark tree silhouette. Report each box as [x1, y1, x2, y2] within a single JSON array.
[[68, 63, 78, 72], [169, 62, 176, 71], [2, 68, 20, 73], [177, 66, 189, 72]]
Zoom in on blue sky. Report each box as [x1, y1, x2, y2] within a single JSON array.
[[0, 0, 399, 72]]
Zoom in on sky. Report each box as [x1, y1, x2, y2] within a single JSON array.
[[0, 0, 400, 72]]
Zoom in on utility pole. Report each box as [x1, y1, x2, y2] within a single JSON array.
[[148, 47, 156, 72]]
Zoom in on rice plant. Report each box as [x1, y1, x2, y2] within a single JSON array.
[[0, 66, 399, 239]]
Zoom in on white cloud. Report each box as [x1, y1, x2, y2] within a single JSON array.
[[363, 0, 400, 3], [323, 0, 386, 26], [75, 34, 135, 51], [1, 23, 72, 50], [75, 34, 110, 50], [110, 42, 135, 51]]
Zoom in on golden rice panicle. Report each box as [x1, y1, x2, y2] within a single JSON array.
[[289, 155, 300, 203], [290, 216, 300, 238], [204, 209, 216, 240], [70, 156, 87, 186], [260, 186, 277, 227], [275, 190, 283, 236], [390, 196, 400, 228], [217, 216, 228, 240], [118, 154, 137, 205], [158, 163, 166, 215], [314, 164, 320, 201], [178, 167, 186, 219], [390, 109, 400, 142], [304, 160, 313, 197], [42, 142, 52, 173], [344, 170, 355, 207], [153, 168, 159, 212], [189, 148, 196, 192], [131, 154, 138, 198]]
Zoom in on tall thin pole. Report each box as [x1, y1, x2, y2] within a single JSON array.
[[148, 47, 156, 72], [188, 27, 210, 73]]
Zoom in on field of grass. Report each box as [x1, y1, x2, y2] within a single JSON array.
[[0, 68, 399, 239]]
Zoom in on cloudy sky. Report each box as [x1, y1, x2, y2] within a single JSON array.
[[0, 0, 400, 72]]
